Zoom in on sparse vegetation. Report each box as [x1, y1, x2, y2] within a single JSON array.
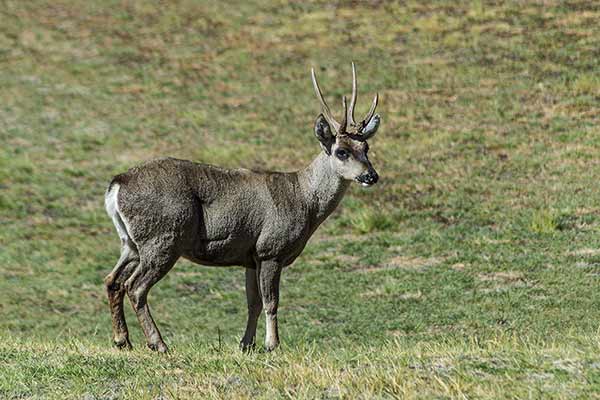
[[2, 1, 600, 398]]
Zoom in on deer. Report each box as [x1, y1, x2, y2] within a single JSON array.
[[103, 63, 381, 352]]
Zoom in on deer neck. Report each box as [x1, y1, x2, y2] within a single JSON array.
[[299, 151, 351, 224]]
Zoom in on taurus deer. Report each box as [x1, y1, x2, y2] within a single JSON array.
[[104, 63, 381, 352]]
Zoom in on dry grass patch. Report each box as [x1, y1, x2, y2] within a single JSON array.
[[334, 254, 360, 265], [569, 248, 600, 257], [355, 255, 445, 273], [451, 263, 467, 271], [478, 271, 525, 283], [477, 271, 531, 294]]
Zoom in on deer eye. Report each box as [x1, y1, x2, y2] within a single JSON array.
[[335, 148, 350, 160]]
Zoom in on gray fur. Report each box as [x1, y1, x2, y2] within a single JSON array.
[[103, 67, 380, 352]]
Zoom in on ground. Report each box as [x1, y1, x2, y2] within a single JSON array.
[[1, 1, 600, 398]]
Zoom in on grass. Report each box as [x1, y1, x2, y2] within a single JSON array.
[[5, 335, 600, 399], [1, 0, 600, 398]]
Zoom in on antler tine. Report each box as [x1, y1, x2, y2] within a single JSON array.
[[340, 95, 348, 134], [362, 92, 379, 128], [348, 62, 358, 125], [311, 68, 340, 132]]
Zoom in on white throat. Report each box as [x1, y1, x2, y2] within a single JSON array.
[[299, 152, 350, 223]]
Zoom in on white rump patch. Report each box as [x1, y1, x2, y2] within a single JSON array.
[[105, 183, 133, 245]]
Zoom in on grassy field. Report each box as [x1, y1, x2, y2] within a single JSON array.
[[1, 0, 600, 398]]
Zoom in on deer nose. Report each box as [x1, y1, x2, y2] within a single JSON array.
[[357, 169, 379, 186], [370, 171, 379, 184], [365, 170, 379, 184]]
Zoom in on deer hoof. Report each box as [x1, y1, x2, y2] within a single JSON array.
[[239, 340, 256, 353], [114, 336, 132, 350], [147, 342, 168, 353], [264, 342, 279, 352]]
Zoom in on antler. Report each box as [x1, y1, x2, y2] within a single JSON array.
[[349, 63, 379, 130], [348, 62, 358, 126], [311, 63, 379, 137], [311, 68, 341, 132], [340, 95, 348, 134]]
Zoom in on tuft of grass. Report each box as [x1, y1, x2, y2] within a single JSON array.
[[573, 73, 600, 96], [349, 209, 396, 234], [530, 209, 561, 234], [529, 209, 576, 234]]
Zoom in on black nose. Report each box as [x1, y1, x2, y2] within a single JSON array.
[[358, 170, 379, 185], [367, 171, 379, 184]]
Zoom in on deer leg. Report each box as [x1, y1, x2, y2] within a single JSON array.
[[240, 265, 262, 351], [258, 261, 282, 352], [125, 244, 179, 353], [104, 243, 138, 349]]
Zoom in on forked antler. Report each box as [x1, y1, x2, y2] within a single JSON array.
[[348, 62, 358, 126], [311, 68, 340, 132], [340, 95, 347, 134], [311, 63, 378, 137]]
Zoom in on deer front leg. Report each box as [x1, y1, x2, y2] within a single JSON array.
[[240, 266, 262, 352], [258, 261, 282, 351]]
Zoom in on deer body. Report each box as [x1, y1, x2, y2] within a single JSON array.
[[104, 64, 380, 352], [108, 154, 348, 268]]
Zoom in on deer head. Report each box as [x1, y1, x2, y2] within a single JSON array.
[[311, 63, 381, 187]]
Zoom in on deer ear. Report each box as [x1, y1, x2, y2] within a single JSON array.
[[361, 114, 380, 139], [314, 114, 335, 154]]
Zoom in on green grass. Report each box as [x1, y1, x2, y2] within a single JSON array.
[[1, 0, 600, 398]]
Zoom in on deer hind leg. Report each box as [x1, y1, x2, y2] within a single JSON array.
[[240, 265, 262, 352], [104, 241, 139, 349], [105, 183, 140, 349], [125, 240, 179, 353]]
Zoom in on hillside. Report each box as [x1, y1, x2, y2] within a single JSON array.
[[1, 1, 600, 398]]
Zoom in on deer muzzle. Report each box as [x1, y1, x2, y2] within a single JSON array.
[[356, 168, 379, 187]]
